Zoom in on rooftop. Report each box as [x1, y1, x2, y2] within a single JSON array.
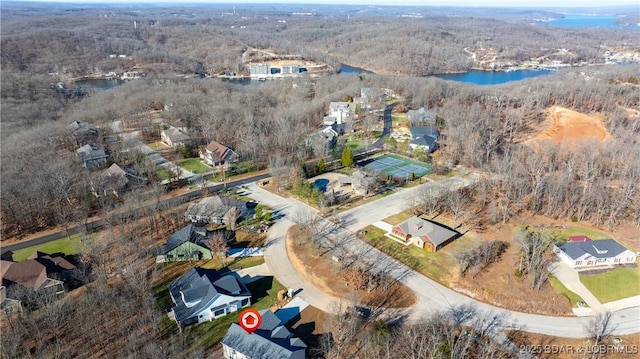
[[557, 239, 631, 260]]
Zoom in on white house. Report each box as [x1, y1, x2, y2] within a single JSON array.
[[329, 102, 355, 124], [409, 126, 439, 153], [554, 239, 637, 268], [169, 268, 251, 327]]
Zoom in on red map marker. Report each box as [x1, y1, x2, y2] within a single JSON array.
[[238, 308, 262, 334]]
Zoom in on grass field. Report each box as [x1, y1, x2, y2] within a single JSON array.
[[547, 226, 611, 242], [359, 225, 464, 285], [391, 113, 408, 123], [548, 275, 588, 308], [580, 266, 640, 303], [156, 166, 175, 180], [382, 211, 413, 225], [11, 233, 91, 261], [175, 158, 211, 174]]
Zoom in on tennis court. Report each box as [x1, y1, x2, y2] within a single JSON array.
[[361, 154, 431, 180]]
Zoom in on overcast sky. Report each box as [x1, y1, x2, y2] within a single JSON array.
[[13, 0, 640, 7]]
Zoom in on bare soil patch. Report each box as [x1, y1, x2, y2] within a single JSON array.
[[286, 225, 417, 309], [526, 106, 611, 146]]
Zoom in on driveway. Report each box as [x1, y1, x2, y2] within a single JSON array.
[[119, 130, 195, 180], [548, 261, 605, 313], [246, 179, 640, 338]]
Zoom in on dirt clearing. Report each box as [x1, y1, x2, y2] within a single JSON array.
[[526, 106, 611, 146]]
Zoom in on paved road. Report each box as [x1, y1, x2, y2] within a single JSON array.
[[245, 180, 640, 338], [2, 174, 270, 253]]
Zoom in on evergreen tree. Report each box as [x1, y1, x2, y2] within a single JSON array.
[[342, 147, 354, 167], [316, 157, 326, 174]]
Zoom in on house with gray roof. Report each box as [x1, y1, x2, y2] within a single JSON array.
[[75, 144, 109, 169], [409, 126, 439, 153], [67, 120, 100, 146], [91, 163, 147, 197], [221, 309, 306, 359], [169, 267, 251, 327], [554, 239, 637, 268], [185, 195, 248, 226], [161, 126, 191, 148], [391, 216, 459, 252]]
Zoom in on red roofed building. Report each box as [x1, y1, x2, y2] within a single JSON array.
[[567, 235, 591, 242]]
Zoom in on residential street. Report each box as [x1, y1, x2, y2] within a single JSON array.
[[119, 130, 196, 180], [245, 179, 640, 338]]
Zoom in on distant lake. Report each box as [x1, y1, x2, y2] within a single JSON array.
[[433, 69, 553, 85], [546, 15, 638, 29], [339, 64, 370, 74], [75, 78, 124, 90]]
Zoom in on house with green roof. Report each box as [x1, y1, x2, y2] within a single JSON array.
[[154, 225, 235, 262]]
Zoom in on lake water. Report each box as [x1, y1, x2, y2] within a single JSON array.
[[75, 78, 125, 90], [76, 65, 552, 90], [546, 15, 639, 29], [339, 64, 371, 74], [433, 69, 553, 85]]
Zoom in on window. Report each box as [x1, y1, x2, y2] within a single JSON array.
[[213, 308, 225, 317], [241, 298, 249, 307]]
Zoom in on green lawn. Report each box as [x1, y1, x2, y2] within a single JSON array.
[[156, 166, 175, 180], [580, 266, 640, 303], [358, 225, 464, 285], [548, 275, 588, 308], [175, 158, 211, 174], [547, 226, 611, 242], [382, 211, 413, 225], [391, 113, 407, 123], [11, 233, 91, 261], [174, 276, 285, 354]]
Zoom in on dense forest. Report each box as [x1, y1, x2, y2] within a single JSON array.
[[1, 2, 640, 357]]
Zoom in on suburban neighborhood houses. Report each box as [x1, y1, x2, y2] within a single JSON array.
[[3, 82, 639, 358]]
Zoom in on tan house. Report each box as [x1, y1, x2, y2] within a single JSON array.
[[391, 216, 458, 252], [199, 140, 239, 169]]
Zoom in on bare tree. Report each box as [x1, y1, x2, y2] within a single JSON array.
[[206, 232, 229, 267], [226, 208, 239, 231], [515, 229, 553, 290], [585, 312, 615, 346]]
